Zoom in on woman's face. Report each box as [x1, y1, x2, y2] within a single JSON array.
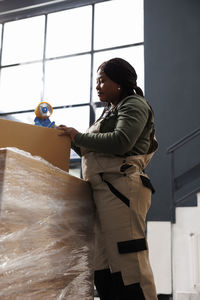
[[96, 69, 120, 105]]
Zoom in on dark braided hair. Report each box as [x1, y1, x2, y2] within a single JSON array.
[[98, 57, 144, 97]]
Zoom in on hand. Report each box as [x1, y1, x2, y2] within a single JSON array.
[[57, 125, 79, 142]]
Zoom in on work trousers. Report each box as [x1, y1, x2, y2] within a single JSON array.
[[82, 152, 158, 300]]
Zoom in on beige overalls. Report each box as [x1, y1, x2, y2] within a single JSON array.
[[81, 117, 158, 300]]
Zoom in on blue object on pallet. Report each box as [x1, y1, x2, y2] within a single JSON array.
[[34, 117, 55, 128]]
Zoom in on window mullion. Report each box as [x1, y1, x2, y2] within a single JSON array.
[[41, 14, 48, 102], [0, 24, 4, 87], [89, 3, 95, 126]]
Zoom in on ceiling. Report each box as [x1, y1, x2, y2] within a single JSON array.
[[0, 0, 109, 23]]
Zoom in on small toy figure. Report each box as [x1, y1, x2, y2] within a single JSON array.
[[34, 102, 55, 128]]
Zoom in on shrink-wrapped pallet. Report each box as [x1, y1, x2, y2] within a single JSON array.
[[0, 148, 95, 300]]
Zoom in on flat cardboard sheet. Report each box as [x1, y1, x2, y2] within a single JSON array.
[[0, 118, 71, 171]]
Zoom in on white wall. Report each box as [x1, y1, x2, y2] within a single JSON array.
[[172, 194, 200, 300], [147, 221, 172, 295], [147, 193, 200, 299]]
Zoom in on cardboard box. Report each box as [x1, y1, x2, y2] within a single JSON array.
[[0, 118, 71, 172], [0, 148, 94, 300]]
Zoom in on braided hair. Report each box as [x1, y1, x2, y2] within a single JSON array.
[[98, 57, 144, 97]]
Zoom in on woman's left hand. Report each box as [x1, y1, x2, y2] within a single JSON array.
[[57, 125, 79, 142]]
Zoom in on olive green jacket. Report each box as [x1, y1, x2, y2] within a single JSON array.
[[73, 95, 155, 157]]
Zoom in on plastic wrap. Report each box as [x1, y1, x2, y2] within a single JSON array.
[[0, 147, 95, 300]]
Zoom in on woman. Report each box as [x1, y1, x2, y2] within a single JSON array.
[[58, 58, 158, 300]]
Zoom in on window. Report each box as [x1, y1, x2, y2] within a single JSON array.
[[94, 0, 143, 49], [0, 63, 43, 112], [2, 16, 45, 65], [46, 6, 92, 58], [44, 55, 91, 106], [0, 0, 144, 165], [0, 24, 2, 50]]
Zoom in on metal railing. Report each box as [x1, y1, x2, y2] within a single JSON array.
[[167, 127, 200, 223]]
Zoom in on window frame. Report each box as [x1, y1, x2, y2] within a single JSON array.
[[0, 0, 144, 167]]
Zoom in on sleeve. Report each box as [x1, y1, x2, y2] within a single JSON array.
[[71, 142, 82, 157], [74, 98, 149, 156]]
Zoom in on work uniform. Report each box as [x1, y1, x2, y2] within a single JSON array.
[[73, 95, 158, 300]]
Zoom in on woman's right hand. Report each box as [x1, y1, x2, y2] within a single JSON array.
[[57, 125, 79, 142]]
